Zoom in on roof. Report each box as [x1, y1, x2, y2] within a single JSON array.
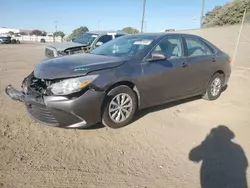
[[87, 30, 126, 35], [129, 32, 200, 38]]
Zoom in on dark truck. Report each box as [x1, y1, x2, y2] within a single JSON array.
[[45, 31, 126, 58]]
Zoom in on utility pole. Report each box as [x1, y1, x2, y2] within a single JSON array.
[[54, 21, 58, 42], [232, 9, 247, 64], [97, 20, 101, 31], [200, 0, 205, 28], [54, 21, 58, 32], [144, 21, 147, 32], [141, 0, 146, 33]]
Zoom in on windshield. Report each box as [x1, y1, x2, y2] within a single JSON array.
[[72, 33, 98, 44], [90, 35, 157, 57]]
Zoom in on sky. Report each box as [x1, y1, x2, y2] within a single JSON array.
[[1, 0, 230, 34]]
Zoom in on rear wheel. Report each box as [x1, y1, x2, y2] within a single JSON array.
[[203, 73, 223, 100], [102, 85, 137, 129]]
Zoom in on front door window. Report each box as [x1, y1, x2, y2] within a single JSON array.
[[153, 37, 183, 59]]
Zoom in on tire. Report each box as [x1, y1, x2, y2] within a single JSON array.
[[102, 85, 137, 129], [203, 73, 224, 101]]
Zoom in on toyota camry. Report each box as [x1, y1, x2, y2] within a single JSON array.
[[6, 33, 231, 129]]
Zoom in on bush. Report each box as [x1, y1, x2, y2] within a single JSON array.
[[122, 27, 140, 34], [68, 26, 89, 41], [202, 0, 250, 28]]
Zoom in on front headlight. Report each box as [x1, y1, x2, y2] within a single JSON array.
[[48, 75, 98, 95]]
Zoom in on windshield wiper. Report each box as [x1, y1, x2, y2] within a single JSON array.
[[97, 53, 108, 56]]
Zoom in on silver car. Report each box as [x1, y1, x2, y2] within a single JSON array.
[[45, 31, 126, 58]]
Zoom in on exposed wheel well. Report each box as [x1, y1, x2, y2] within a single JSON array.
[[214, 70, 225, 83], [215, 70, 225, 76], [203, 70, 225, 94], [104, 81, 140, 108]]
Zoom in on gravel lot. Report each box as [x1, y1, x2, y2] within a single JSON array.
[[0, 33, 250, 188]]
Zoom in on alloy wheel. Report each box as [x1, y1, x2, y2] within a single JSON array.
[[211, 77, 221, 97], [108, 93, 133, 123]]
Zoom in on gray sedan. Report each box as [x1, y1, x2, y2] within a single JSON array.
[[6, 33, 231, 129]]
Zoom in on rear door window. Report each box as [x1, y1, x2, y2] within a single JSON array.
[[185, 37, 213, 57]]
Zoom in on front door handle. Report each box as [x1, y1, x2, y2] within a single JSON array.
[[182, 62, 188, 68], [212, 58, 217, 62]]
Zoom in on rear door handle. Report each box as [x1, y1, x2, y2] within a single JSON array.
[[182, 62, 188, 68], [212, 58, 217, 62]]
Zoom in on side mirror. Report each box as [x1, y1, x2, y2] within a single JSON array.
[[95, 41, 104, 47], [149, 52, 167, 62]]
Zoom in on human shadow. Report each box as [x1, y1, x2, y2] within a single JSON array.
[[134, 96, 201, 122], [189, 125, 248, 188]]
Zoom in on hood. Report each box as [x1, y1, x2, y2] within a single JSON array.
[[48, 41, 88, 51], [34, 53, 128, 80]]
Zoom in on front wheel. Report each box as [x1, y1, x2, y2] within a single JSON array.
[[102, 85, 137, 129], [203, 73, 223, 100]]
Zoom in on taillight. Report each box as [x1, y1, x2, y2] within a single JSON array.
[[227, 57, 231, 64]]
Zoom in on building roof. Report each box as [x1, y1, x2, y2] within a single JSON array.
[[19, 29, 33, 33]]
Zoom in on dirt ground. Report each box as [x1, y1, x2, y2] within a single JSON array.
[[0, 36, 250, 187]]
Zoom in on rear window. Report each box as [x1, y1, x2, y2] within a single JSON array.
[[98, 35, 113, 43], [115, 34, 124, 38]]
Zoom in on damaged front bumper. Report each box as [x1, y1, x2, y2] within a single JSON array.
[[5, 85, 105, 128], [5, 85, 26, 102]]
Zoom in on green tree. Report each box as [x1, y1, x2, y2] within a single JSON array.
[[68, 26, 89, 40], [53, 31, 65, 38], [31, 30, 43, 36], [8, 31, 14, 35], [122, 27, 139, 34], [202, 0, 250, 28]]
